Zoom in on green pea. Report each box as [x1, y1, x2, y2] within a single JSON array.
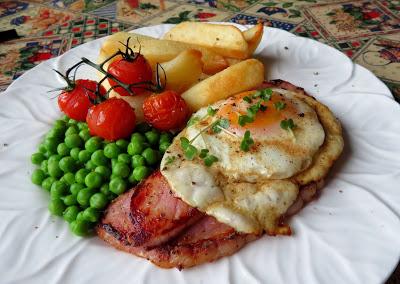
[[47, 160, 63, 178], [70, 183, 84, 196], [128, 171, 138, 185], [132, 166, 151, 182], [54, 119, 67, 131], [91, 149, 108, 166], [115, 139, 129, 151], [107, 192, 118, 201], [31, 169, 46, 185], [111, 158, 118, 168], [70, 147, 80, 161], [48, 199, 66, 216], [145, 130, 159, 146], [79, 129, 91, 142], [131, 133, 146, 144], [50, 181, 69, 200], [82, 207, 100, 223], [78, 149, 91, 163], [85, 160, 96, 170], [68, 118, 78, 125], [104, 143, 120, 159], [135, 122, 151, 133], [40, 160, 48, 173], [76, 211, 84, 222], [42, 176, 56, 191], [85, 172, 102, 189], [63, 205, 80, 223], [75, 168, 90, 184], [46, 128, 64, 141], [61, 115, 69, 122], [65, 134, 82, 149], [85, 137, 102, 153], [48, 154, 62, 163], [160, 132, 173, 144], [63, 194, 78, 206], [65, 125, 79, 136], [77, 188, 95, 207], [77, 122, 88, 130], [56, 143, 69, 156], [117, 153, 131, 164], [159, 141, 171, 153], [90, 192, 108, 209], [38, 143, 47, 154], [127, 140, 144, 156], [31, 152, 45, 165], [44, 137, 59, 153], [59, 156, 76, 173], [110, 173, 119, 180], [62, 172, 75, 185], [95, 166, 111, 178], [142, 148, 158, 165], [70, 219, 91, 236], [100, 184, 110, 195], [131, 154, 146, 168], [109, 178, 127, 195], [112, 162, 130, 178]]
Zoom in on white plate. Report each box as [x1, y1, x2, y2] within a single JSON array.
[[1, 24, 400, 284]]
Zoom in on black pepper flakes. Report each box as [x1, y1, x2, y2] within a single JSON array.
[[284, 46, 289, 50], [192, 181, 196, 185], [298, 113, 305, 117]]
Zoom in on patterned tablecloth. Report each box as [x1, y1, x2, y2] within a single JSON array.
[[0, 0, 399, 281]]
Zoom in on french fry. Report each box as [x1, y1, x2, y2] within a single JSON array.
[[163, 22, 249, 59], [99, 32, 228, 75], [158, 49, 203, 93], [242, 23, 263, 56], [181, 59, 265, 111], [108, 93, 150, 123]]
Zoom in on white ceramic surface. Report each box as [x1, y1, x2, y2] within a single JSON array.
[[0, 24, 400, 284]]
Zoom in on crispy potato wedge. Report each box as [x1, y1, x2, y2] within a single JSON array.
[[163, 22, 249, 59], [158, 49, 203, 94], [242, 23, 263, 56], [181, 59, 265, 111], [99, 32, 228, 75], [108, 92, 150, 123]]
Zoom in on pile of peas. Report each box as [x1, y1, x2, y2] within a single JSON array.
[[30, 115, 173, 236]]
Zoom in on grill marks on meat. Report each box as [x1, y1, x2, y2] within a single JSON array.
[[96, 171, 258, 269], [129, 171, 203, 247]]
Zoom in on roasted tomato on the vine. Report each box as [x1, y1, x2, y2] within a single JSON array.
[[58, 79, 106, 121], [143, 90, 189, 131], [107, 54, 153, 97], [86, 97, 136, 141]]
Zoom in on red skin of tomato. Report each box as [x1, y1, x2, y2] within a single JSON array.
[[142, 90, 189, 131], [57, 79, 105, 121], [107, 55, 153, 97], [86, 97, 136, 141]]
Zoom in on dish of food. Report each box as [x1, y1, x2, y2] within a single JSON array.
[[0, 23, 400, 284]]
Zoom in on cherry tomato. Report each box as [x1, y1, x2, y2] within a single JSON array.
[[142, 90, 188, 131], [58, 79, 105, 122], [107, 55, 153, 97], [86, 98, 136, 141]]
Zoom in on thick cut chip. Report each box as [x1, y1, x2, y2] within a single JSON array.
[[163, 22, 249, 59], [181, 59, 265, 111], [158, 49, 203, 93], [99, 32, 228, 75], [243, 23, 263, 56]]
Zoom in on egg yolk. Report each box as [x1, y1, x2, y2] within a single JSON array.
[[217, 91, 298, 138]]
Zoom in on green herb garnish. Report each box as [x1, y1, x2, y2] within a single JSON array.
[[203, 154, 218, 167], [280, 118, 296, 130], [207, 106, 218, 116], [211, 118, 230, 133], [243, 96, 253, 103], [238, 115, 254, 126], [252, 88, 273, 101], [180, 137, 198, 160], [240, 130, 254, 152], [199, 148, 209, 158], [165, 156, 176, 165], [274, 101, 286, 110], [187, 116, 200, 126]]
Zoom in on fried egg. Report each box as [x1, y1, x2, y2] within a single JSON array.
[[161, 87, 342, 234]]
